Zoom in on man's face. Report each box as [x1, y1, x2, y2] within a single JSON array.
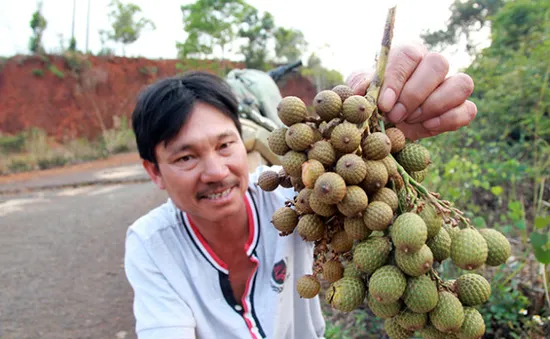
[[144, 102, 249, 224]]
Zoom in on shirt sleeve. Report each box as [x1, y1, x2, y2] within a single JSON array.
[[124, 230, 196, 339]]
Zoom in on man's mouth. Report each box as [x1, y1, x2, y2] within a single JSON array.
[[197, 182, 239, 200], [204, 187, 232, 200]]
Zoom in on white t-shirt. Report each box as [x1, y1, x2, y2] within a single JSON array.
[[124, 165, 326, 339]]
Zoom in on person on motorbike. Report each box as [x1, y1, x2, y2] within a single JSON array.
[[124, 42, 476, 339]]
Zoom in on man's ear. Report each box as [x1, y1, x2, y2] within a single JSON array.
[[143, 159, 166, 190]]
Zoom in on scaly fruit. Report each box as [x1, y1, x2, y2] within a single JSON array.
[[330, 230, 354, 253], [361, 160, 389, 194], [290, 176, 305, 191], [342, 95, 374, 124], [456, 307, 485, 339], [296, 214, 325, 241], [402, 274, 439, 313], [285, 123, 315, 151], [294, 188, 313, 214], [391, 212, 428, 253], [301, 159, 325, 189], [353, 236, 392, 275], [344, 216, 371, 240], [410, 167, 429, 183], [307, 140, 336, 166], [296, 274, 320, 298], [313, 90, 342, 121], [332, 84, 354, 102], [478, 228, 511, 266], [385, 127, 406, 153], [396, 142, 431, 172], [395, 309, 428, 331], [281, 150, 307, 177], [451, 228, 488, 270], [267, 127, 290, 155], [314, 172, 347, 204], [330, 121, 362, 154], [443, 223, 460, 240], [337, 185, 369, 217], [370, 187, 399, 212], [270, 207, 298, 235], [363, 201, 394, 231], [367, 293, 403, 318], [418, 325, 447, 339], [325, 276, 366, 312], [369, 265, 407, 304], [429, 291, 465, 333], [427, 228, 452, 262], [323, 260, 344, 283], [336, 153, 367, 185], [362, 132, 392, 160], [343, 263, 363, 279], [384, 317, 414, 339], [308, 191, 337, 217], [257, 170, 280, 191], [454, 273, 491, 306], [418, 203, 443, 239], [278, 168, 293, 188], [395, 244, 434, 277], [381, 155, 399, 178], [277, 96, 308, 126]]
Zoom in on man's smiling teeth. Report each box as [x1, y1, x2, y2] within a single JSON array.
[[206, 187, 231, 200]]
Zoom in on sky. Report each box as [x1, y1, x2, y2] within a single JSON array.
[[0, 0, 488, 78]]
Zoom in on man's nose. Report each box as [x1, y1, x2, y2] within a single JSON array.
[[200, 154, 230, 183]]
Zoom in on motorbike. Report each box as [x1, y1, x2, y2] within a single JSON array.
[[224, 61, 303, 171]]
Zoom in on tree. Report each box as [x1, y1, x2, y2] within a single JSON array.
[[101, 0, 156, 56], [238, 7, 275, 70], [177, 0, 248, 61], [301, 52, 343, 91], [274, 27, 307, 63], [29, 1, 47, 54]]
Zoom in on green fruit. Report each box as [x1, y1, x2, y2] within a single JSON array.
[[308, 191, 337, 217], [443, 223, 460, 240], [363, 201, 394, 231], [270, 207, 298, 234], [427, 228, 452, 262], [281, 150, 307, 177], [330, 121, 362, 153], [410, 167, 429, 183], [325, 276, 366, 312], [296, 214, 325, 241], [402, 274, 439, 313], [391, 212, 428, 253], [456, 307, 486, 339], [418, 325, 446, 339], [336, 153, 367, 185], [361, 160, 389, 194], [257, 170, 280, 191], [267, 127, 290, 155], [332, 84, 354, 102], [369, 265, 407, 304], [395, 244, 434, 277], [370, 187, 399, 212], [396, 142, 431, 172], [353, 236, 391, 275], [385, 127, 406, 153], [337, 185, 369, 217], [277, 96, 308, 126], [418, 203, 442, 239], [343, 263, 363, 279], [296, 274, 320, 298], [451, 228, 488, 270], [384, 317, 414, 339], [342, 95, 374, 123], [367, 293, 403, 318], [313, 172, 347, 204], [301, 159, 325, 189], [307, 140, 336, 166], [362, 132, 392, 160], [455, 273, 491, 306], [478, 228, 511, 266], [285, 123, 314, 151], [344, 216, 371, 240], [395, 309, 427, 331], [294, 188, 313, 214], [429, 291, 465, 333], [313, 90, 342, 121]]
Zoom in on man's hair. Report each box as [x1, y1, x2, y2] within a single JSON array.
[[131, 71, 241, 165]]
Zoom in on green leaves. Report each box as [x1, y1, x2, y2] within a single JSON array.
[[530, 232, 550, 264]]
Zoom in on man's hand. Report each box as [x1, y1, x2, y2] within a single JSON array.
[[346, 43, 477, 140]]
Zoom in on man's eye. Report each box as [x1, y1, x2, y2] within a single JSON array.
[[220, 142, 232, 149], [178, 155, 192, 162]]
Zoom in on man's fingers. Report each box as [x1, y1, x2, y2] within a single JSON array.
[[346, 71, 372, 95], [422, 100, 478, 133], [378, 43, 427, 113], [406, 73, 474, 124], [386, 52, 449, 124]]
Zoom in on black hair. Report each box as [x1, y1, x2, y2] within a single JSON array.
[[131, 70, 241, 165]]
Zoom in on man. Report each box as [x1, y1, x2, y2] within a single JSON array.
[[124, 43, 477, 339]]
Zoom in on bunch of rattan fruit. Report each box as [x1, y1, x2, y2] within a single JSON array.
[[256, 85, 512, 339]]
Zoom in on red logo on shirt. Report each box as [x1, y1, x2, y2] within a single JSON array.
[[272, 260, 287, 284]]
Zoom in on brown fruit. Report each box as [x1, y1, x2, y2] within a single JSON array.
[[296, 274, 320, 298], [301, 159, 325, 189], [313, 90, 342, 121], [323, 260, 344, 283], [257, 170, 280, 191], [277, 96, 308, 126], [314, 172, 347, 204], [362, 132, 392, 160], [385, 127, 406, 153], [342, 95, 375, 124], [332, 84, 354, 102], [330, 230, 354, 253]]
